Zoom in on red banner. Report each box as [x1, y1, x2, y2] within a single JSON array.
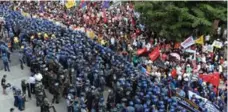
[[137, 48, 147, 55], [199, 72, 220, 87], [149, 46, 160, 61]]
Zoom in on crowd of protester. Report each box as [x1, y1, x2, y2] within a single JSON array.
[[0, 1, 227, 112]]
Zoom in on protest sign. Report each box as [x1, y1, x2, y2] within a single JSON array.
[[212, 40, 223, 48], [153, 58, 166, 69], [204, 101, 220, 112], [199, 72, 220, 87], [181, 36, 195, 49], [176, 93, 200, 112], [188, 91, 208, 102]]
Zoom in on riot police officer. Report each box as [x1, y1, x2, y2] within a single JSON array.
[[52, 82, 60, 104], [41, 98, 56, 112]]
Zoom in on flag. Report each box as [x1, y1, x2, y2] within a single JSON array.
[[149, 46, 160, 61], [102, 1, 110, 8], [87, 30, 95, 39], [137, 48, 147, 55], [199, 72, 220, 87], [181, 36, 195, 49], [195, 35, 204, 45], [65, 0, 75, 9]]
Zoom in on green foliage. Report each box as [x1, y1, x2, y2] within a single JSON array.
[[134, 1, 227, 41]]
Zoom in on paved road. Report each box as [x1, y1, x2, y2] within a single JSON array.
[[0, 52, 109, 112], [0, 51, 21, 70], [0, 65, 67, 112], [0, 51, 67, 112]]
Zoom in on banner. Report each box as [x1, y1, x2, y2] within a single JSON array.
[[212, 40, 223, 48], [184, 48, 196, 60], [80, 0, 87, 9], [137, 48, 147, 55], [65, 0, 75, 9], [207, 45, 214, 52], [195, 35, 204, 45], [21, 11, 30, 17], [176, 93, 200, 112], [199, 72, 220, 87], [188, 91, 208, 102], [102, 9, 107, 23], [204, 101, 220, 112], [178, 100, 200, 112], [181, 36, 195, 49], [149, 46, 160, 61]]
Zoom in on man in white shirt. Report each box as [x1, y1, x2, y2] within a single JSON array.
[[28, 75, 36, 94], [110, 37, 115, 45], [146, 42, 151, 51]]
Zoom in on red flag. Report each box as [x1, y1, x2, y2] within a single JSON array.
[[199, 72, 220, 87], [149, 46, 160, 61], [137, 48, 147, 55], [171, 69, 177, 78]]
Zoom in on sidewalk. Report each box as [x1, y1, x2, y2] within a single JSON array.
[[0, 65, 66, 112]]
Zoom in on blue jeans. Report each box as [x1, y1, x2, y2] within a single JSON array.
[[14, 96, 18, 107]]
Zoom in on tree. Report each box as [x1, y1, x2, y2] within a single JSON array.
[[134, 1, 227, 41]]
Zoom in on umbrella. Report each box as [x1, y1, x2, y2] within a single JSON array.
[[170, 53, 181, 60]]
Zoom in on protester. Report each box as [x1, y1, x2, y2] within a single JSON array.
[[1, 74, 7, 94]]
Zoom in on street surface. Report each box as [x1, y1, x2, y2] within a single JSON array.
[[0, 51, 109, 112]]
